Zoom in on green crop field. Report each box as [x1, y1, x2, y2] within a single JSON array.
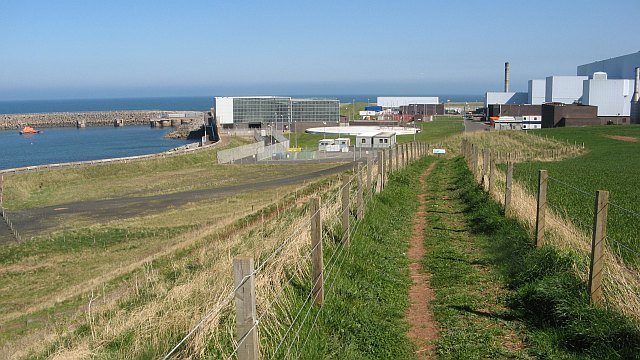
[[513, 125, 640, 265]]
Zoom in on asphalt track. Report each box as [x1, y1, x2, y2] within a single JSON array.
[[0, 162, 354, 244]]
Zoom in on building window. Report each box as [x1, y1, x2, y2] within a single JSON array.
[[361, 139, 366, 143], [384, 139, 388, 143], [379, 139, 383, 143]]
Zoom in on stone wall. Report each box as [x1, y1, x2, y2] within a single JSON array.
[[0, 111, 163, 130]]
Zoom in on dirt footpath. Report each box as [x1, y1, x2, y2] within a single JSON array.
[[406, 161, 439, 358]]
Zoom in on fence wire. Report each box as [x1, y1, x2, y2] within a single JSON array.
[[163, 145, 424, 359]]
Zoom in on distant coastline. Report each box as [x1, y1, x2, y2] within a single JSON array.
[[0, 95, 484, 115]]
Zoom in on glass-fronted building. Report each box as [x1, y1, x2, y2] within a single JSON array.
[[215, 96, 339, 128]]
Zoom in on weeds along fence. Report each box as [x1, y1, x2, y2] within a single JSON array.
[[162, 141, 431, 359], [461, 139, 640, 321], [0, 175, 21, 241]]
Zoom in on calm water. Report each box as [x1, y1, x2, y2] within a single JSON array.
[[0, 126, 191, 170]]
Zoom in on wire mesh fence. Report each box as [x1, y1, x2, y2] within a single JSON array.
[[162, 141, 429, 359]]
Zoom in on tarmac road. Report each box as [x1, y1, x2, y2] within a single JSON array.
[[0, 162, 355, 244], [464, 118, 490, 132]]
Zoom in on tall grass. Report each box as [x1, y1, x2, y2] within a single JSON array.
[[451, 157, 640, 359]]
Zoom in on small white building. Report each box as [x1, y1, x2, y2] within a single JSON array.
[[520, 115, 542, 130], [492, 115, 541, 130], [318, 139, 335, 151], [319, 138, 351, 152], [492, 116, 521, 130], [334, 138, 351, 151], [356, 131, 397, 149]]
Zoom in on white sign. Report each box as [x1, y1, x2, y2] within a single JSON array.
[[432, 148, 446, 154]]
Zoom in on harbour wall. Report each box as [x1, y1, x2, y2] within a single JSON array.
[[0, 111, 164, 130]]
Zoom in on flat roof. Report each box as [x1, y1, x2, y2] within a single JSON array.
[[374, 132, 396, 137]]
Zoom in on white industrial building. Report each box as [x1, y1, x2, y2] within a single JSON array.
[[582, 73, 632, 116], [484, 92, 528, 107], [215, 96, 339, 128], [578, 51, 640, 80], [545, 76, 588, 104], [377, 96, 439, 108], [528, 80, 546, 105]]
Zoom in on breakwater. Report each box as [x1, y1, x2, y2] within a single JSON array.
[[0, 111, 163, 130]]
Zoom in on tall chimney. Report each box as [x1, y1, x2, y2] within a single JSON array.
[[632, 67, 640, 124], [504, 62, 510, 92]]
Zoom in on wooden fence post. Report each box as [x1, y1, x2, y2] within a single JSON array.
[[310, 197, 324, 305], [471, 144, 478, 181], [377, 151, 384, 193], [357, 164, 364, 219], [233, 257, 259, 360], [588, 190, 609, 305], [489, 154, 495, 194], [504, 162, 513, 215], [535, 170, 548, 247], [482, 149, 490, 188], [341, 176, 350, 246], [400, 143, 405, 169], [367, 157, 372, 195], [395, 145, 400, 171], [388, 148, 393, 175]]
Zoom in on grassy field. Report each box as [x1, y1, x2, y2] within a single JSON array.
[[445, 157, 640, 359], [2, 142, 336, 210], [0, 173, 340, 358], [512, 126, 640, 265]]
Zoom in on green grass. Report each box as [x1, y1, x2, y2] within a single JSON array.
[[3, 148, 335, 210], [423, 159, 531, 359], [340, 102, 370, 119], [513, 125, 640, 265], [397, 116, 464, 144], [257, 157, 435, 359], [451, 156, 640, 359]]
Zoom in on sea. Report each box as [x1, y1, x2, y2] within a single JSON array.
[[0, 95, 482, 170]]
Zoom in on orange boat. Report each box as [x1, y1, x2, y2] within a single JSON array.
[[19, 126, 41, 135]]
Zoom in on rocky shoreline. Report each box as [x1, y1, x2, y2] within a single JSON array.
[[0, 111, 163, 130]]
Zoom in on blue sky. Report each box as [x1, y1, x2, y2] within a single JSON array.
[[1, 0, 638, 100]]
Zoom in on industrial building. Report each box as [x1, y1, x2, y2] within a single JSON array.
[[528, 80, 546, 105], [578, 51, 640, 80], [484, 57, 640, 127], [486, 104, 542, 119], [399, 103, 445, 117], [578, 51, 640, 124], [541, 103, 598, 127], [215, 96, 339, 129], [484, 92, 528, 107], [376, 96, 439, 108], [582, 72, 632, 116], [545, 76, 588, 104]]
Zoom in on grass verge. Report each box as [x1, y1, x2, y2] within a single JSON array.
[[450, 156, 640, 359], [261, 157, 436, 359]]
